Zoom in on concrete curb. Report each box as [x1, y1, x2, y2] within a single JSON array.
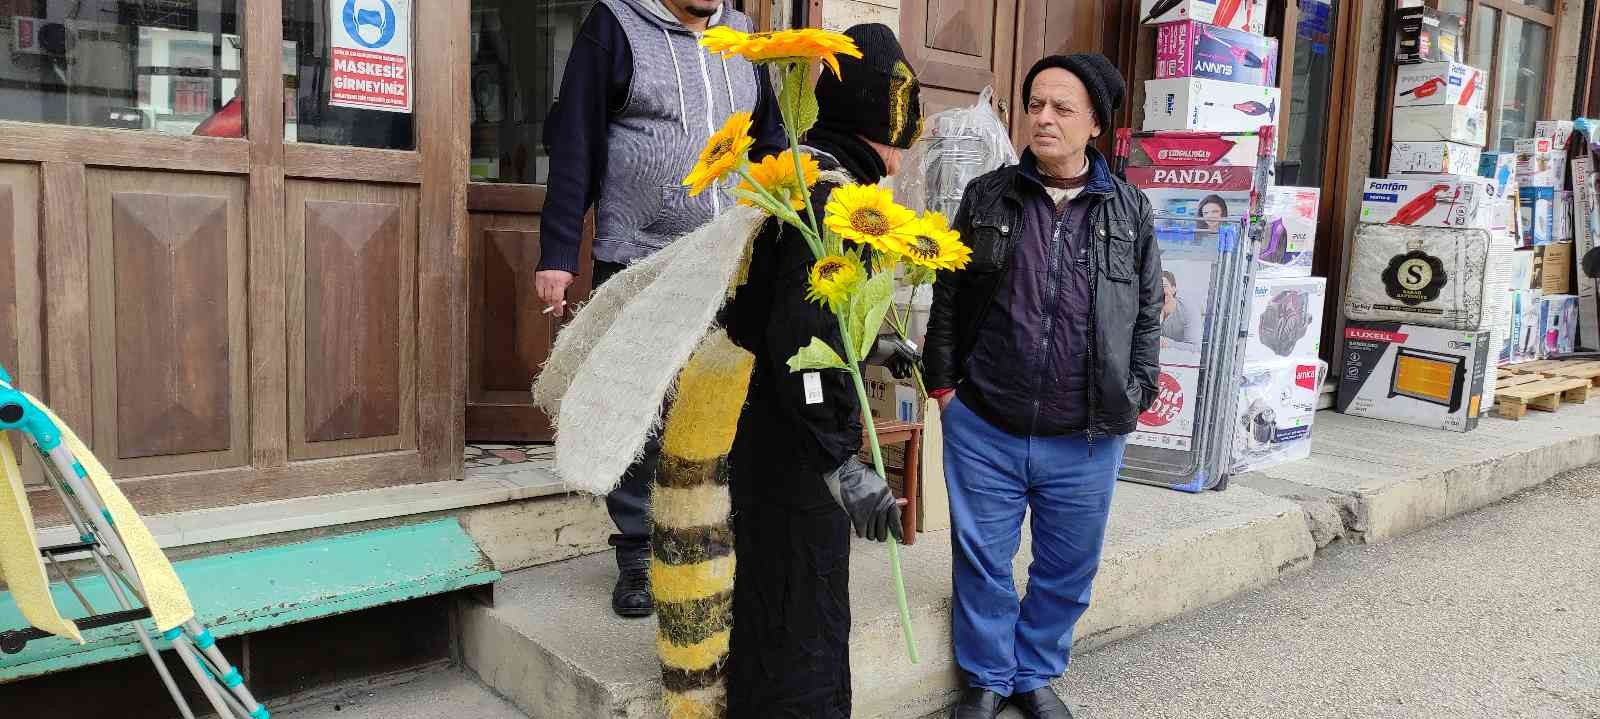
[[1239, 403, 1600, 545]]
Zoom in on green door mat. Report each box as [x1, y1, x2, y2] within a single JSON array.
[[0, 518, 500, 682]]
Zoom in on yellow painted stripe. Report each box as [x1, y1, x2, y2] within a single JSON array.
[[651, 555, 735, 604], [657, 629, 731, 673], [664, 683, 726, 719], [652, 483, 732, 530]]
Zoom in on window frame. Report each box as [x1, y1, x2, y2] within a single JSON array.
[[1431, 0, 1560, 148]]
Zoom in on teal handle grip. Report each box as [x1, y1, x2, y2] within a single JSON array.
[[0, 363, 64, 451]]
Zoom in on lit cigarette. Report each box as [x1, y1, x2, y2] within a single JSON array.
[[542, 305, 559, 315]]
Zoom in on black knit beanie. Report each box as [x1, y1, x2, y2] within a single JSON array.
[[814, 23, 923, 149], [1021, 53, 1125, 129]]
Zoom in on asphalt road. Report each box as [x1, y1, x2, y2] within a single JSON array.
[[1048, 463, 1600, 719]]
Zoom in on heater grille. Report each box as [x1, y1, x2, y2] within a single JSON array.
[[1389, 347, 1466, 412]]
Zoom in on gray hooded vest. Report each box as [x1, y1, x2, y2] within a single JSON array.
[[595, 0, 763, 266]]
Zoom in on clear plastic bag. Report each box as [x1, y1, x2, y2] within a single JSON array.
[[896, 87, 1020, 219]]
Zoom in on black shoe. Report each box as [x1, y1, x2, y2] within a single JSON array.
[[611, 549, 653, 618], [1011, 686, 1074, 719], [951, 687, 1008, 719]]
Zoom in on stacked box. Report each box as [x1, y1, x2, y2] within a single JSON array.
[[1392, 106, 1487, 146], [1231, 360, 1325, 474], [1541, 294, 1580, 356], [1258, 186, 1319, 278], [1392, 5, 1463, 64], [1140, 0, 1268, 33], [1573, 137, 1600, 350], [1155, 21, 1278, 86], [1393, 62, 1488, 111], [1245, 277, 1327, 361], [1389, 141, 1482, 176], [1337, 322, 1491, 432], [1142, 78, 1280, 133], [1510, 289, 1545, 362], [1359, 176, 1495, 229]]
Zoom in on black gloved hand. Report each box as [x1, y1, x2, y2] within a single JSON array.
[[822, 459, 904, 542], [866, 333, 922, 380]]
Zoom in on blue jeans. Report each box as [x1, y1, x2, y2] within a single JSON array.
[[943, 396, 1126, 696]]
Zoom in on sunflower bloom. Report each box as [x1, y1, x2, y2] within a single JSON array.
[[823, 184, 917, 255], [737, 150, 820, 211], [893, 212, 973, 271], [806, 253, 867, 311], [683, 112, 755, 196], [700, 27, 863, 77]]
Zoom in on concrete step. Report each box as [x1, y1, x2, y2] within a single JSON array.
[[274, 668, 528, 719], [459, 483, 1313, 718]]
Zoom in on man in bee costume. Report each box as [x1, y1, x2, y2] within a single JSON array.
[[535, 23, 922, 719]]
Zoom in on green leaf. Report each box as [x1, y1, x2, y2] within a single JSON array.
[[779, 63, 819, 137], [787, 337, 848, 372], [851, 270, 897, 359]]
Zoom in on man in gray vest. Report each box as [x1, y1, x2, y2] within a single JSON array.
[[536, 0, 784, 618]]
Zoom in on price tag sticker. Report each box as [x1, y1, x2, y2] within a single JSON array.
[[803, 372, 824, 405]]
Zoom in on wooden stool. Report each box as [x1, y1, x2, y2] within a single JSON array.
[[867, 419, 922, 545]]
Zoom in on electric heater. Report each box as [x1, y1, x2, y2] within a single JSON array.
[[1387, 347, 1466, 413]]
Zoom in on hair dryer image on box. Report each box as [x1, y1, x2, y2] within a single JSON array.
[[1256, 288, 1314, 356]]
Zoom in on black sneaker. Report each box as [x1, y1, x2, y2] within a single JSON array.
[[951, 687, 1008, 719], [611, 550, 653, 618], [1011, 686, 1074, 719]]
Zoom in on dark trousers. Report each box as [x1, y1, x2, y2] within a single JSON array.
[[593, 260, 656, 557], [725, 437, 854, 718]]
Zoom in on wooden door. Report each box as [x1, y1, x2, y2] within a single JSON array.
[[0, 1, 469, 521], [903, 0, 1023, 125], [1011, 0, 1130, 154], [465, 187, 592, 442]]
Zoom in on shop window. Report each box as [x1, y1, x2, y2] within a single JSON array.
[[1493, 14, 1549, 150], [1467, 6, 1499, 72], [284, 0, 415, 150], [0, 2, 244, 136], [468, 0, 598, 183], [1276, 0, 1340, 187]]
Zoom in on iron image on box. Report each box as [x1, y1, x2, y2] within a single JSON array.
[[1541, 294, 1580, 356], [1389, 141, 1484, 176], [1231, 360, 1325, 474], [1140, 0, 1267, 33], [1142, 78, 1280, 133], [1338, 322, 1490, 433], [1393, 62, 1487, 110], [1244, 276, 1326, 361], [1258, 186, 1319, 278], [1391, 105, 1487, 146], [1155, 20, 1278, 86]]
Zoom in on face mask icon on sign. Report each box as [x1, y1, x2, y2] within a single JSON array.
[[344, 0, 398, 49]]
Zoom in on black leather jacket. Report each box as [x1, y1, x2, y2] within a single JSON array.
[[925, 155, 1163, 437]]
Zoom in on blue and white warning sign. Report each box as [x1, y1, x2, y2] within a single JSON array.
[[329, 0, 412, 113]]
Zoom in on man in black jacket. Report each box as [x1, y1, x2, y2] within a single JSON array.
[[721, 23, 920, 718], [534, 0, 784, 618], [924, 54, 1161, 719]]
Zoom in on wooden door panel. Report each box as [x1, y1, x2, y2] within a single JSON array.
[[85, 170, 250, 478], [1012, 0, 1128, 153], [287, 180, 419, 461], [0, 163, 45, 487], [904, 0, 1020, 120], [466, 183, 593, 443]]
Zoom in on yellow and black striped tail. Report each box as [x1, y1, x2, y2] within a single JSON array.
[[650, 331, 753, 719]]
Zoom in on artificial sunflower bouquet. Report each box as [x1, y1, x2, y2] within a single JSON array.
[[687, 26, 974, 663]]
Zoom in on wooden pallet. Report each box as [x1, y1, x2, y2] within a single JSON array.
[[1504, 360, 1575, 374], [1495, 372, 1547, 389], [1543, 361, 1600, 387], [1494, 377, 1593, 420]]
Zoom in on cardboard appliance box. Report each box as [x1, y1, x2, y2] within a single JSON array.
[[1510, 247, 1536, 290], [1389, 141, 1483, 176], [1532, 241, 1573, 295], [1555, 191, 1574, 242], [1124, 164, 1257, 225], [1258, 186, 1319, 279], [1231, 359, 1325, 474], [1393, 5, 1463, 64], [1393, 62, 1487, 110], [1359, 175, 1494, 229], [1535, 120, 1575, 150], [1244, 276, 1327, 361], [863, 365, 919, 423], [1515, 137, 1565, 188], [1541, 294, 1580, 356], [1142, 78, 1281, 133], [1519, 185, 1556, 247], [1139, 0, 1268, 33], [1509, 289, 1544, 363], [1337, 322, 1490, 432], [1489, 199, 1518, 237], [1573, 156, 1600, 350], [1127, 131, 1268, 167], [1391, 105, 1487, 146], [1155, 20, 1278, 86]]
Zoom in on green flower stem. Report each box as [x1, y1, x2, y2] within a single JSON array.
[[734, 166, 821, 255], [839, 332, 920, 665], [776, 63, 823, 244]]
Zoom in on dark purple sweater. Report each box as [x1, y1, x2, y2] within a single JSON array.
[[957, 151, 1116, 437]]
